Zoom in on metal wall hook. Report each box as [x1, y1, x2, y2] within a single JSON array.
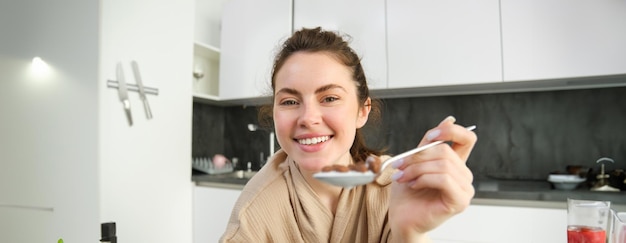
[[107, 61, 159, 126], [107, 80, 159, 95]]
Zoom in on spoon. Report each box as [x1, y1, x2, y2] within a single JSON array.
[[313, 125, 476, 188]]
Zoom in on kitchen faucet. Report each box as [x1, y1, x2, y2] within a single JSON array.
[[591, 157, 619, 191]]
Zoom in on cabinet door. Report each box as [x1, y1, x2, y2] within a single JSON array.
[[429, 204, 566, 242], [193, 186, 241, 243], [192, 0, 229, 101], [387, 0, 502, 89], [219, 0, 292, 100], [501, 0, 626, 81], [293, 0, 387, 90]]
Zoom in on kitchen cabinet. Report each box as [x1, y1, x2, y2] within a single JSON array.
[[193, 42, 221, 101], [293, 0, 388, 90], [0, 0, 193, 242], [192, 0, 229, 103], [501, 0, 626, 82], [193, 186, 241, 243], [218, 0, 292, 101], [430, 204, 566, 242], [386, 0, 502, 89]]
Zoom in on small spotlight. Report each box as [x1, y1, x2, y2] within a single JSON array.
[[31, 56, 51, 77]]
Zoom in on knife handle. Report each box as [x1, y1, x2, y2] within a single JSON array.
[[123, 100, 133, 126]]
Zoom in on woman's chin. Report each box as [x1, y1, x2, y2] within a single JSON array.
[[296, 161, 328, 173]]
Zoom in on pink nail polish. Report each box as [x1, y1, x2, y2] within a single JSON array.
[[426, 129, 441, 141], [391, 171, 404, 181], [391, 158, 405, 169]]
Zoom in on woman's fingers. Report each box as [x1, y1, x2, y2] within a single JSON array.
[[394, 157, 474, 193], [386, 117, 478, 235], [393, 142, 469, 173], [391, 115, 478, 190], [391, 142, 475, 198], [395, 158, 473, 184], [421, 119, 477, 162]]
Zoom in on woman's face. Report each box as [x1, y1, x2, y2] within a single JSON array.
[[273, 52, 370, 173]]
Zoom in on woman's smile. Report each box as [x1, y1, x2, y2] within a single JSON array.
[[296, 135, 331, 145]]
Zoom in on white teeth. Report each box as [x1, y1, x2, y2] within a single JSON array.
[[298, 136, 329, 145]]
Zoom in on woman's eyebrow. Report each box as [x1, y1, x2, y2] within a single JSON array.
[[316, 84, 347, 94], [275, 87, 300, 96], [276, 84, 347, 96]]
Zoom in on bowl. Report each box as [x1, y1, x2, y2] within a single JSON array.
[[548, 174, 586, 190], [551, 181, 583, 190]]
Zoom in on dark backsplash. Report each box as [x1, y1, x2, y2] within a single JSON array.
[[193, 86, 626, 177]]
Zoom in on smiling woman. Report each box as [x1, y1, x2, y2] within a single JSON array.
[[219, 27, 478, 243], [271, 52, 373, 173]]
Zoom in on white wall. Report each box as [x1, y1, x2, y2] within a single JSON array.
[[0, 0, 100, 242], [1, 0, 195, 242], [98, 0, 194, 242]]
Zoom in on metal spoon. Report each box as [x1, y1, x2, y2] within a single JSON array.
[[313, 125, 476, 188]]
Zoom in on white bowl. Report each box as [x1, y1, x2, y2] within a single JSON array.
[[548, 175, 586, 190], [551, 181, 583, 190]]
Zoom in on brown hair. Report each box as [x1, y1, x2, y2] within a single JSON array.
[[258, 27, 384, 163]]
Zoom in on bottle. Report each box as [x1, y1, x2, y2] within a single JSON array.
[[100, 222, 117, 243]]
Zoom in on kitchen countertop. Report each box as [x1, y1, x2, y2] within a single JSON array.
[[472, 179, 626, 205], [192, 172, 626, 208], [193, 173, 249, 189]]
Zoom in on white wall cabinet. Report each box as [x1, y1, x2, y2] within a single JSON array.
[[192, 0, 229, 102], [0, 0, 193, 242], [193, 41, 221, 100], [193, 186, 241, 243], [218, 0, 293, 101], [293, 0, 388, 90], [211, 0, 626, 104], [430, 204, 566, 243], [386, 0, 502, 89], [501, 0, 626, 82]]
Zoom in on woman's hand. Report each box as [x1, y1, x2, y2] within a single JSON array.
[[388, 116, 477, 242]]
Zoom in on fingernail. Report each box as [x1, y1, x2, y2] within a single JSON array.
[[391, 158, 405, 169], [440, 115, 456, 125], [426, 129, 441, 141], [391, 171, 404, 181]]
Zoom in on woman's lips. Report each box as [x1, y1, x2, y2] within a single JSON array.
[[296, 135, 331, 145], [294, 135, 331, 153]]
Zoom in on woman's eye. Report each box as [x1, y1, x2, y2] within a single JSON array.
[[322, 96, 339, 103], [279, 99, 298, 106]]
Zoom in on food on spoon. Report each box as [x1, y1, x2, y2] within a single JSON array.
[[320, 156, 382, 173], [321, 166, 334, 172], [354, 163, 368, 172], [332, 164, 350, 172]]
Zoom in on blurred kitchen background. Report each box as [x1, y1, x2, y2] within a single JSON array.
[[3, 0, 626, 242], [193, 86, 626, 179]]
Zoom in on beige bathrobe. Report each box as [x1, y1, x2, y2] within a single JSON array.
[[220, 150, 396, 243]]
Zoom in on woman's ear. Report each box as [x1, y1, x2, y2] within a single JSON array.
[[356, 97, 371, 128]]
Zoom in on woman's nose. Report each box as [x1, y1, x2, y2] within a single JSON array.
[[297, 103, 322, 127]]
